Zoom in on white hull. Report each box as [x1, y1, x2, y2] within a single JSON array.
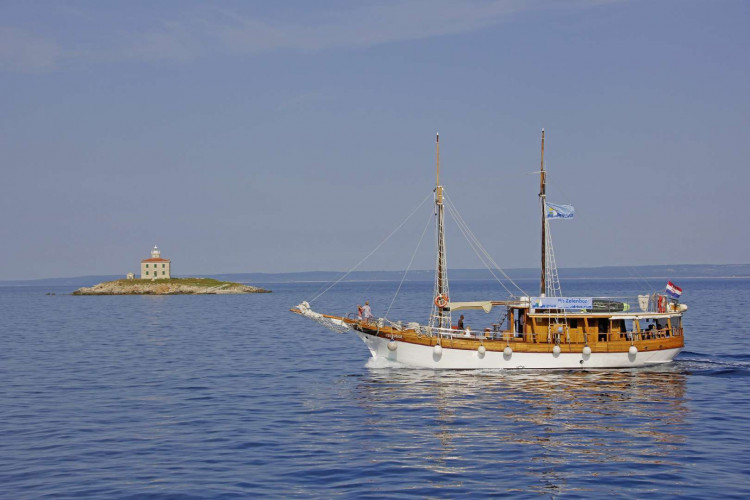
[[357, 332, 682, 370]]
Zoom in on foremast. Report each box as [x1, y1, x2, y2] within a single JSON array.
[[430, 133, 451, 330]]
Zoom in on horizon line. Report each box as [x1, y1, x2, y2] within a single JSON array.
[[3, 263, 750, 284]]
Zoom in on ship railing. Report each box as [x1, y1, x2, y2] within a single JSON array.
[[426, 326, 521, 341], [597, 326, 683, 343]]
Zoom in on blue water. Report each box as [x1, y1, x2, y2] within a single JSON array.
[[2, 278, 749, 497]]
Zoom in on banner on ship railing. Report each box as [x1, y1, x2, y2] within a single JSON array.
[[546, 202, 575, 219], [531, 297, 592, 310]]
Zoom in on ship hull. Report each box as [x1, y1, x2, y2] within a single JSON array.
[[357, 331, 682, 370]]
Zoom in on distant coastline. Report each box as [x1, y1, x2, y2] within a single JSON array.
[[72, 278, 271, 295], [2, 264, 749, 287]]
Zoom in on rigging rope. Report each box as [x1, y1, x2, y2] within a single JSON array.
[[307, 192, 433, 304], [385, 210, 433, 320], [444, 193, 528, 297], [445, 201, 517, 297]]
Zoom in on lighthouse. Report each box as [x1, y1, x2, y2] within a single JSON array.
[[140, 245, 171, 279]]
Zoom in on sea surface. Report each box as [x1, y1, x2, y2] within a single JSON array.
[[1, 278, 749, 498]]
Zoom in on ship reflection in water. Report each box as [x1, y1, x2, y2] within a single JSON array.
[[353, 366, 687, 495]]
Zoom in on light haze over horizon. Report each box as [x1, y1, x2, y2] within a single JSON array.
[[1, 1, 748, 281]]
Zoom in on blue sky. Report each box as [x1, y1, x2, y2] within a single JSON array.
[[1, 0, 748, 280]]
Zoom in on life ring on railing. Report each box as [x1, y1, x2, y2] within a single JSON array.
[[657, 295, 666, 313], [434, 294, 449, 308]]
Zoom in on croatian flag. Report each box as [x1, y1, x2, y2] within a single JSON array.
[[666, 281, 682, 299]]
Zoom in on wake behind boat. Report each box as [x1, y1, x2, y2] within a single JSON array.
[[292, 132, 686, 369]]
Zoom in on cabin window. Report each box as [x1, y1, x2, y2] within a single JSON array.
[[513, 309, 525, 333], [598, 319, 609, 333], [569, 319, 578, 329], [596, 318, 608, 342]]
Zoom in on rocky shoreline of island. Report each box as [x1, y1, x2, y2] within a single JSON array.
[[73, 278, 271, 295]]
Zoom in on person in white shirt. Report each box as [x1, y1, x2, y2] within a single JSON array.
[[362, 301, 373, 322]]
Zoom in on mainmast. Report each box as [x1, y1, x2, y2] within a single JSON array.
[[539, 129, 546, 296], [431, 133, 451, 330]]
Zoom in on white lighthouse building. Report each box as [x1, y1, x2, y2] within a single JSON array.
[[140, 245, 171, 279]]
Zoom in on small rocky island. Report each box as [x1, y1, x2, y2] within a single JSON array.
[[73, 278, 271, 295], [73, 246, 270, 295]]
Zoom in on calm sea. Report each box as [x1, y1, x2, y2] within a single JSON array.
[[1, 278, 749, 498]]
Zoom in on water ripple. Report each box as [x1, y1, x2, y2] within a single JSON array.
[[1, 280, 750, 497]]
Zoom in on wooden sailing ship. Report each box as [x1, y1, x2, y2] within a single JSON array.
[[292, 132, 686, 369]]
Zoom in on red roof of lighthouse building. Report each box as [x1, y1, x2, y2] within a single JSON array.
[[141, 258, 171, 263]]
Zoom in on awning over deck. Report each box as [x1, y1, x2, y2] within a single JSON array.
[[448, 301, 494, 313]]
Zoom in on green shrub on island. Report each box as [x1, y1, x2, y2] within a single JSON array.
[[113, 277, 242, 287]]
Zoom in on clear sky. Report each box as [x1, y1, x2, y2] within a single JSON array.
[[1, 0, 748, 280]]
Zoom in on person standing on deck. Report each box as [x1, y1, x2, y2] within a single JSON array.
[[457, 315, 465, 329], [357, 304, 363, 321], [362, 301, 373, 322]]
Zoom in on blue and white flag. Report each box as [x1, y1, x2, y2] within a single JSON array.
[[546, 202, 575, 219]]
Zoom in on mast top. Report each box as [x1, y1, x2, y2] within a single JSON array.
[[540, 129, 545, 173], [436, 132, 443, 204]]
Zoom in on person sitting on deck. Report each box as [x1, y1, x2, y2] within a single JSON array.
[[656, 321, 669, 337], [464, 326, 472, 337]]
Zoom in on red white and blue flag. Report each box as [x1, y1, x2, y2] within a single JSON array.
[[666, 281, 682, 299]]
